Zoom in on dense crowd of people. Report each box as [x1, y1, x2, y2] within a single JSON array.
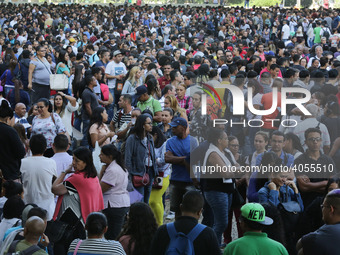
[[0, 2, 340, 255]]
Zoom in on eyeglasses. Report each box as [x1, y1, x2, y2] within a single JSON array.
[[307, 137, 322, 142]]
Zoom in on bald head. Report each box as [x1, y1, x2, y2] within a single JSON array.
[[15, 103, 26, 118], [24, 216, 46, 239]]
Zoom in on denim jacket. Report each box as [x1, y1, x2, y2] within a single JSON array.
[[124, 133, 158, 178], [258, 181, 304, 211]]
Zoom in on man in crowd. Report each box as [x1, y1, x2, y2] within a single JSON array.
[[67, 212, 125, 255], [295, 128, 336, 208], [20, 134, 57, 220], [150, 191, 220, 255], [165, 117, 199, 219], [81, 75, 99, 146], [224, 203, 288, 255], [297, 189, 340, 255]]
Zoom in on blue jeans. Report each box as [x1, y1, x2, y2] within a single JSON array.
[[244, 0, 249, 8], [135, 179, 154, 204], [81, 119, 90, 147], [204, 191, 232, 246], [106, 88, 115, 123]]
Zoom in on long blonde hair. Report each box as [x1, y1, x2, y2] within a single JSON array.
[[165, 95, 186, 117], [127, 66, 142, 86]]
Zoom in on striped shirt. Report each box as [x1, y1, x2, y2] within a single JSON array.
[[67, 238, 126, 255], [113, 108, 133, 129]]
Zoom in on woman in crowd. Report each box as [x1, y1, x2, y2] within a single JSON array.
[[258, 163, 304, 210], [31, 98, 66, 157], [53, 91, 78, 138], [146, 78, 162, 100], [122, 66, 143, 96], [202, 128, 235, 247], [283, 132, 304, 159], [149, 126, 171, 226], [52, 147, 104, 254], [247, 151, 278, 202], [1, 59, 18, 96], [245, 131, 268, 166], [89, 107, 115, 148], [27, 103, 38, 124], [13, 123, 29, 156], [175, 83, 192, 116], [6, 79, 30, 110], [118, 202, 158, 255], [164, 95, 188, 121], [99, 144, 130, 240], [55, 50, 72, 95], [125, 114, 157, 203], [158, 107, 173, 139], [28, 45, 52, 104], [300, 57, 307, 69]]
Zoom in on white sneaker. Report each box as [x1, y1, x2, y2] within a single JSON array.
[[166, 211, 175, 220]]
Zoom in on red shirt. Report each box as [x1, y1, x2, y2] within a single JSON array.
[[158, 76, 171, 90]]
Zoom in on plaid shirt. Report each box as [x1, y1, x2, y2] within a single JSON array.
[[176, 95, 193, 116]]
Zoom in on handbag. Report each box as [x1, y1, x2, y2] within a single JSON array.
[[132, 173, 150, 188], [278, 186, 302, 233], [132, 139, 151, 188], [45, 209, 82, 243], [152, 171, 164, 189], [50, 73, 69, 90]]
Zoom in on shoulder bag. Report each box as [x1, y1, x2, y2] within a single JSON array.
[[50, 63, 69, 90], [132, 138, 151, 188]]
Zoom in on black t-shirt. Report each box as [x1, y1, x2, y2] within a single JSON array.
[[150, 216, 220, 255], [302, 223, 340, 255], [320, 115, 340, 144], [81, 87, 99, 120], [0, 122, 26, 180], [295, 152, 336, 207]]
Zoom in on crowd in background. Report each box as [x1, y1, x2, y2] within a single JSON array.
[[0, 2, 340, 255]]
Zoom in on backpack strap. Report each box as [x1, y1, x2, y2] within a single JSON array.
[[283, 152, 288, 166], [166, 222, 177, 239], [7, 240, 20, 253], [20, 244, 42, 255], [186, 223, 206, 242]]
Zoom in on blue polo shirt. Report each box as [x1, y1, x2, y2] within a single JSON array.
[[166, 135, 198, 182]]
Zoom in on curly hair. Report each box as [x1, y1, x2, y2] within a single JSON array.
[[118, 202, 158, 255]]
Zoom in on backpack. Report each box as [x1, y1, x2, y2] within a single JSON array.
[[166, 222, 206, 255], [6, 240, 42, 255], [322, 28, 330, 40]]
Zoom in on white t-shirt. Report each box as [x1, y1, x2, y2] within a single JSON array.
[[20, 156, 57, 220], [282, 24, 291, 40], [59, 101, 79, 135], [105, 61, 127, 89]]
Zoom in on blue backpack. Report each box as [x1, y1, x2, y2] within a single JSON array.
[[166, 222, 206, 255]]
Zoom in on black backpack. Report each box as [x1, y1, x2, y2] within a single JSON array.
[[322, 28, 330, 40], [6, 240, 42, 255]]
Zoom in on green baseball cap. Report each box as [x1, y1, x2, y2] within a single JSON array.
[[241, 203, 273, 225]]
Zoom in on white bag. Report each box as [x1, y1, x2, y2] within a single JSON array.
[[92, 141, 103, 174], [50, 74, 68, 90]]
